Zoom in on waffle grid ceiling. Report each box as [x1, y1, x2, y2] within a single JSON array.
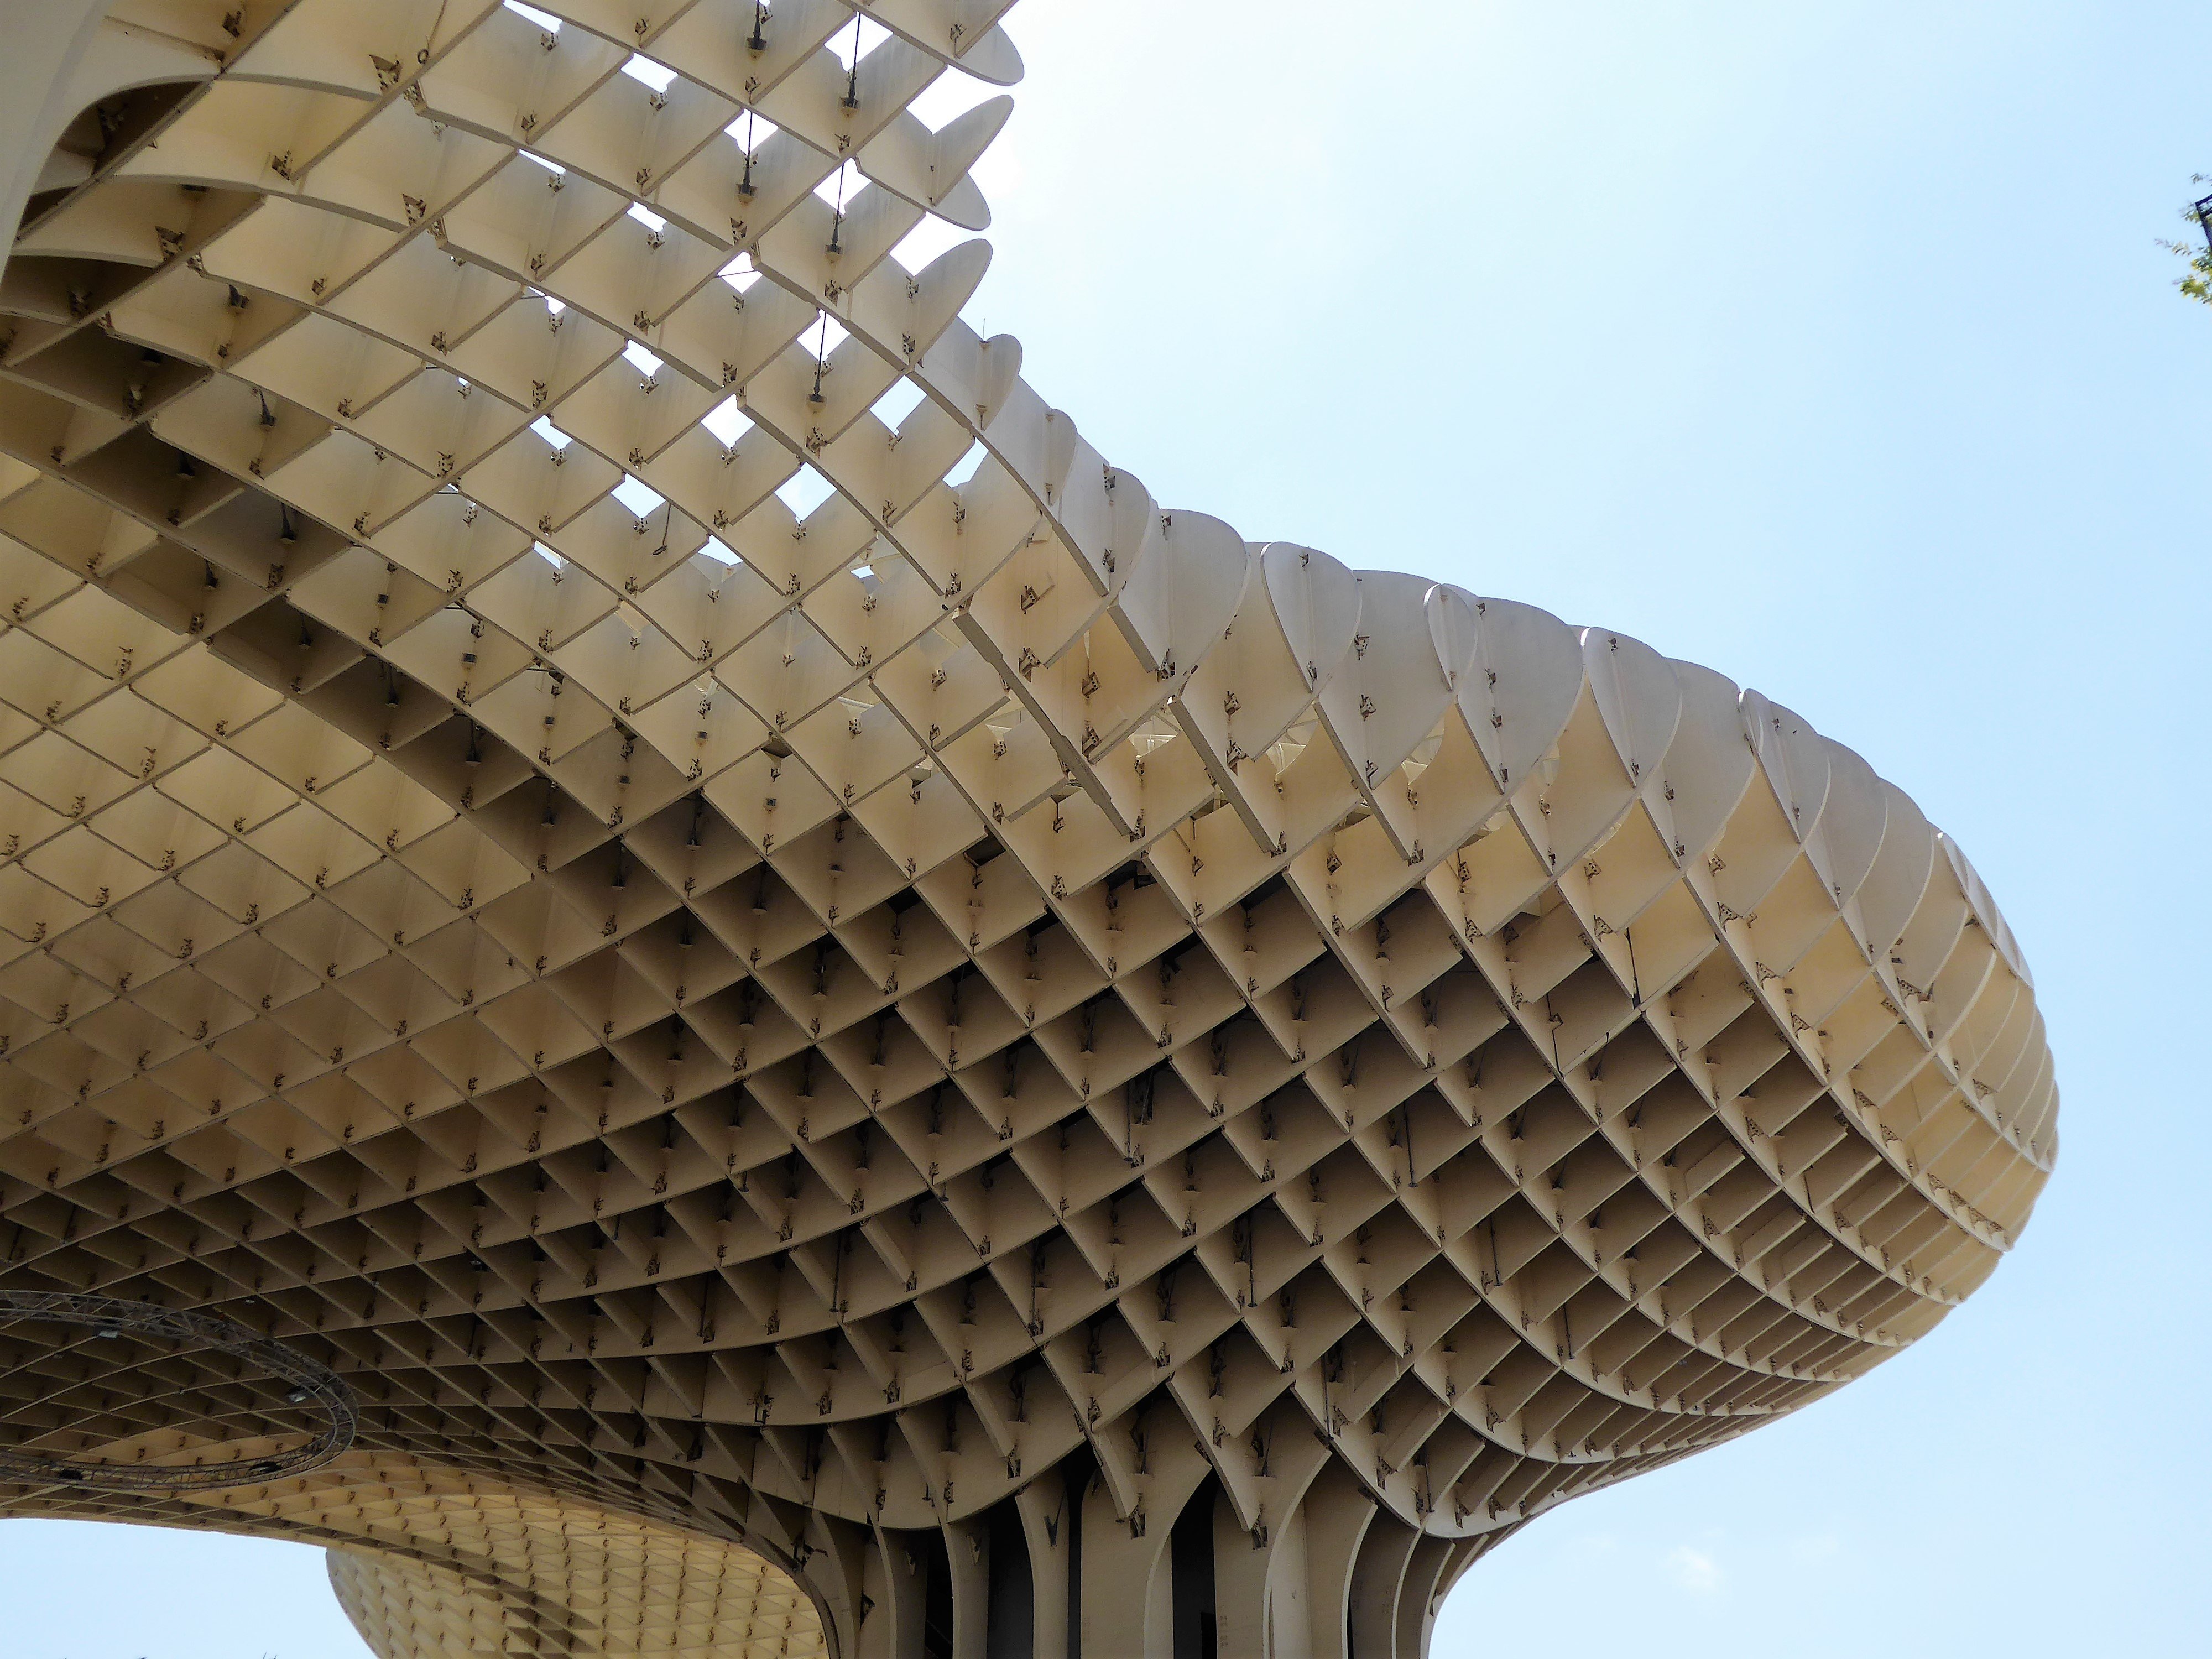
[[0, 3, 2055, 1656]]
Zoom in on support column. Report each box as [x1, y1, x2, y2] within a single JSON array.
[[1393, 1536, 1457, 1659], [856, 1526, 928, 1659], [1013, 1478, 1073, 1659], [1300, 1462, 1380, 1659], [1346, 1514, 1421, 1659], [947, 1517, 990, 1659], [1079, 1467, 1177, 1655], [1213, 1473, 1295, 1659]]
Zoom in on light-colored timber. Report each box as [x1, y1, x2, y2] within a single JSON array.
[[0, 3, 2057, 1655]]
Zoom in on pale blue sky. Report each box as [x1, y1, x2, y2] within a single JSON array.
[[7, 2, 2207, 1653]]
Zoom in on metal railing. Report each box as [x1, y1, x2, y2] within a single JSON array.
[[0, 1291, 356, 1493]]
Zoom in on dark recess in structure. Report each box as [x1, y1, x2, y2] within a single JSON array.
[[1062, 1450, 1094, 1659], [919, 1526, 955, 1659], [1171, 1477, 1220, 1659], [985, 1498, 1035, 1659]]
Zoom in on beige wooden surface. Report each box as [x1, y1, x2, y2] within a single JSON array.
[[0, 3, 2054, 1655]]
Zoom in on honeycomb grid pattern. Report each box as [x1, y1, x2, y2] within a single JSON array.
[[0, 2, 2056, 1656]]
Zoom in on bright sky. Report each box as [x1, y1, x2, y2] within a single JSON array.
[[7, 3, 2207, 1654]]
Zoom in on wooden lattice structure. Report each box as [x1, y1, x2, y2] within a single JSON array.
[[0, 3, 2057, 1655]]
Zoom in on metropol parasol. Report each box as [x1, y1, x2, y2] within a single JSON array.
[[0, 4, 2055, 1655]]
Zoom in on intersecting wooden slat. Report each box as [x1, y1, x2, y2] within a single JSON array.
[[0, 4, 2055, 1657]]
